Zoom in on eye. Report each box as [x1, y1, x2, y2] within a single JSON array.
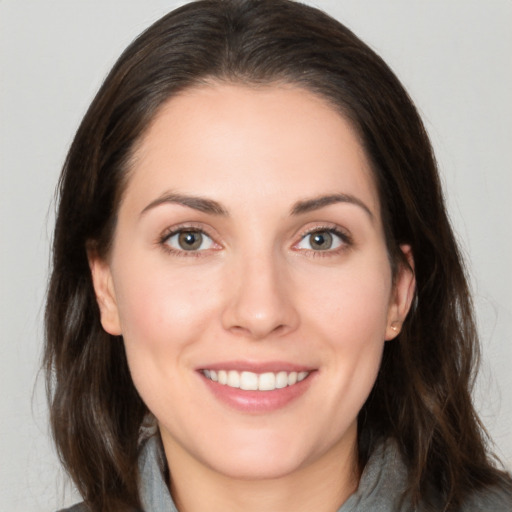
[[163, 229, 216, 252], [296, 229, 347, 251]]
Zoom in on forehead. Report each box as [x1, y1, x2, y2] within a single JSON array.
[[123, 83, 380, 218]]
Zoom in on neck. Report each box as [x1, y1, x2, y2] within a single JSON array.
[[163, 429, 360, 512]]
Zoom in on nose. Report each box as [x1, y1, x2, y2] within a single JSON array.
[[221, 251, 299, 340]]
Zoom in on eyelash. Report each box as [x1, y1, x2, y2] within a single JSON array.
[[157, 224, 353, 257], [158, 223, 219, 258], [294, 225, 353, 257]]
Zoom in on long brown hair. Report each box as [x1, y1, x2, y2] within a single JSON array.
[[45, 1, 510, 510]]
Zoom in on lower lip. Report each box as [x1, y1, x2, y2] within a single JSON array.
[[200, 373, 314, 413]]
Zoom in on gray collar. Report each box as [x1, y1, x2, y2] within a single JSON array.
[[138, 435, 178, 512]]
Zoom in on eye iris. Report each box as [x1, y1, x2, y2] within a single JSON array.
[[310, 231, 333, 250], [178, 231, 202, 250]]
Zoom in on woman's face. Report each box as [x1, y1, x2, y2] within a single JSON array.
[[91, 84, 414, 481]]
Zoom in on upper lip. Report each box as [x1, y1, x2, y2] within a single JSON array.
[[197, 360, 315, 373]]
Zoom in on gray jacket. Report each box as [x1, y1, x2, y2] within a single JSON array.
[[59, 435, 512, 511]]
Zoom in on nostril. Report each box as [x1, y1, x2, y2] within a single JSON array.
[[227, 321, 290, 341], [220, 264, 300, 339]]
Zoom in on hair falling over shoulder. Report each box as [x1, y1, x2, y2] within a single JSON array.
[[45, 1, 511, 510]]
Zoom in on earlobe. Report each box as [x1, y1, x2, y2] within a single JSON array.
[[88, 250, 122, 336], [385, 244, 416, 340]]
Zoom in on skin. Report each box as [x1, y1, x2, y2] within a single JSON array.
[[90, 83, 415, 512]]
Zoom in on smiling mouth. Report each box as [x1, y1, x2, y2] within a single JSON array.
[[201, 369, 310, 391]]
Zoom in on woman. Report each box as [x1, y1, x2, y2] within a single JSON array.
[[45, 1, 512, 511]]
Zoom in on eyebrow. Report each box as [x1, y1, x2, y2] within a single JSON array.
[[290, 193, 374, 220], [140, 191, 373, 220], [140, 192, 228, 216]]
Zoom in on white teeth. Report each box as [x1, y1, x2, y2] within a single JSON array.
[[275, 371, 288, 389], [258, 372, 276, 391], [227, 370, 240, 388], [240, 371, 259, 390], [218, 370, 227, 385], [202, 369, 310, 391]]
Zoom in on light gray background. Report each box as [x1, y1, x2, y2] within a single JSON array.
[[1, 0, 511, 510]]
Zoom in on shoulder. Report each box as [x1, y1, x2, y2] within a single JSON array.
[[56, 503, 143, 512], [459, 481, 512, 511], [56, 504, 89, 512]]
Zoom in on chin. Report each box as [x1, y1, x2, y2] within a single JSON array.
[[206, 447, 310, 481], [195, 425, 334, 481]]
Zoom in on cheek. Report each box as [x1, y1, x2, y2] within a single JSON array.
[[111, 261, 224, 417], [300, 258, 391, 406], [111, 257, 222, 373], [305, 258, 392, 341]]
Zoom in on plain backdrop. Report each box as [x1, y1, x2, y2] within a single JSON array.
[[1, 0, 511, 510]]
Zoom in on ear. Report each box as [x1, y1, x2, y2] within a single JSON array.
[[385, 244, 416, 341], [88, 250, 122, 336]]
